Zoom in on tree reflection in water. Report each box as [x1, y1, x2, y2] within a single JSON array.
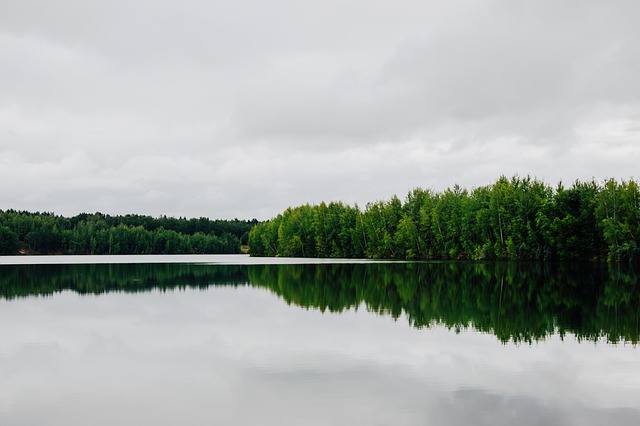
[[1, 261, 637, 344]]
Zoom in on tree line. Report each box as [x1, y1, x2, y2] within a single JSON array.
[[249, 176, 640, 262], [0, 211, 257, 255]]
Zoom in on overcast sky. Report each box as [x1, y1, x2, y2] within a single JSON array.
[[1, 0, 639, 220]]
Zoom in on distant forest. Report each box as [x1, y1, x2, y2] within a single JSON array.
[[0, 211, 257, 255], [249, 176, 640, 262]]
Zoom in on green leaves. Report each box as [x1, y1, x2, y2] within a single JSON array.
[[249, 176, 640, 262], [0, 226, 19, 255], [0, 210, 251, 255]]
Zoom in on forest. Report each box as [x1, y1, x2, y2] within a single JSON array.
[[2, 175, 638, 261], [249, 176, 640, 262], [0, 210, 257, 255]]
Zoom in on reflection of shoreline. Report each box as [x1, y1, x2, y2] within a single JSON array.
[[0, 253, 392, 265], [0, 254, 251, 265], [250, 263, 639, 345], [1, 262, 637, 344], [0, 263, 250, 298]]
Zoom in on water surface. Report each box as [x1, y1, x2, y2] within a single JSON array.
[[0, 257, 638, 425]]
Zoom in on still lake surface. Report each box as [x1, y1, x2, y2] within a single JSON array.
[[1, 255, 639, 425]]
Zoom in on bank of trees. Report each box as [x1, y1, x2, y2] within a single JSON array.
[[249, 176, 640, 262], [0, 211, 257, 255]]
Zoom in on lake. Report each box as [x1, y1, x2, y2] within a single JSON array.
[[0, 255, 638, 425]]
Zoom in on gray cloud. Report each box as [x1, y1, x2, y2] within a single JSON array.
[[232, 0, 640, 145], [1, 0, 639, 219]]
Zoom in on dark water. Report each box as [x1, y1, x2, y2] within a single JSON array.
[[1, 259, 639, 425]]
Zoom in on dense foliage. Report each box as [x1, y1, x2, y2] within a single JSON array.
[[0, 211, 257, 255], [249, 176, 640, 262]]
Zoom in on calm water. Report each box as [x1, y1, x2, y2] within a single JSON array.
[[0, 256, 639, 425]]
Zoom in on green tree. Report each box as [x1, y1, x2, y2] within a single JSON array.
[[0, 226, 19, 255]]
